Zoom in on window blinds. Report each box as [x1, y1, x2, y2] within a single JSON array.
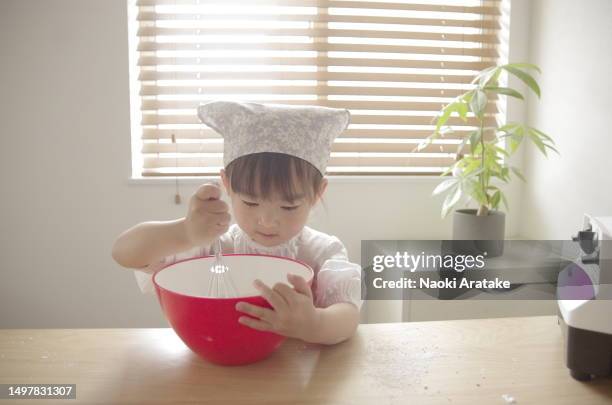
[[133, 0, 502, 177]]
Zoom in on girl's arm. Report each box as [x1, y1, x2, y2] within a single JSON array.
[[112, 183, 230, 269], [311, 302, 360, 345], [112, 218, 191, 269]]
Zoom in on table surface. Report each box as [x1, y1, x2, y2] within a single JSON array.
[[1, 316, 611, 404]]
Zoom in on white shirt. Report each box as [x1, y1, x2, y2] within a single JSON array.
[[134, 224, 363, 309]]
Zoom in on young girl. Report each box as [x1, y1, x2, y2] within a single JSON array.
[[112, 100, 362, 345]]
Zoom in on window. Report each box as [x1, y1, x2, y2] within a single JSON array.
[[129, 0, 506, 177]]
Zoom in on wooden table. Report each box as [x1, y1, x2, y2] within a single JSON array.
[[1, 316, 610, 404]]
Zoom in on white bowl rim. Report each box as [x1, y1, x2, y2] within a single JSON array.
[[152, 253, 315, 300]]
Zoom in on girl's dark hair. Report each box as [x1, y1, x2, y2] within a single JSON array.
[[224, 152, 325, 205]]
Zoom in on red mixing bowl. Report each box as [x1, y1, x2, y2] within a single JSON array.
[[153, 254, 314, 366]]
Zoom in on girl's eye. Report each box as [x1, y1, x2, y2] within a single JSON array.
[[282, 205, 300, 211], [243, 201, 258, 207]]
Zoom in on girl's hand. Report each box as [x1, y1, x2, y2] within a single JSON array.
[[183, 182, 231, 246], [235, 274, 321, 342]]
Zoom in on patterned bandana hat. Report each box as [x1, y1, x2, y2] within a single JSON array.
[[197, 100, 351, 175]]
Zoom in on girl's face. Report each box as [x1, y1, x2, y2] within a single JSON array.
[[221, 169, 327, 247]]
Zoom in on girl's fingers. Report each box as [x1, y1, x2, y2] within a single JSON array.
[[235, 302, 275, 323], [287, 274, 313, 298], [254, 279, 289, 311], [194, 182, 221, 201], [238, 316, 273, 332], [272, 282, 299, 306]]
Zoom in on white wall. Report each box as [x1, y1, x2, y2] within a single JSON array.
[[519, 0, 612, 239], [1, 0, 530, 328]]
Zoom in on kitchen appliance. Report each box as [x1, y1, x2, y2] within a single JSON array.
[[558, 214, 612, 380]]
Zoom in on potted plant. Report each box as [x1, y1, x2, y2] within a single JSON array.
[[419, 63, 558, 256]]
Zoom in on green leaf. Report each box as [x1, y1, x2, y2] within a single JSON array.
[[502, 66, 541, 98], [499, 122, 524, 135], [494, 145, 510, 157], [529, 127, 553, 141], [499, 123, 519, 131], [462, 90, 475, 104], [416, 129, 442, 152], [493, 145, 510, 157], [530, 134, 548, 156], [511, 166, 526, 182], [456, 99, 469, 121], [433, 178, 459, 196], [504, 62, 541, 74], [466, 179, 488, 206], [456, 136, 470, 156], [471, 141, 483, 155], [508, 134, 522, 153], [434, 107, 452, 133], [441, 185, 462, 218], [469, 89, 488, 116], [471, 66, 498, 85], [475, 66, 501, 88], [500, 167, 510, 181], [467, 167, 485, 178], [491, 190, 501, 209], [439, 126, 454, 138], [434, 100, 467, 135], [545, 143, 560, 154], [416, 141, 428, 152], [483, 86, 524, 100], [528, 127, 560, 155], [441, 163, 456, 177], [462, 157, 482, 176], [485, 68, 502, 88], [469, 129, 482, 154]]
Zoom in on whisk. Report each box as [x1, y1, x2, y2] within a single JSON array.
[[207, 238, 238, 298]]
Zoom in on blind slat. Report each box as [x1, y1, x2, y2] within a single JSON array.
[[138, 71, 479, 83], [137, 56, 493, 71], [141, 113, 495, 126], [137, 42, 498, 58], [140, 99, 498, 113], [141, 168, 450, 176], [139, 85, 477, 98], [136, 27, 500, 44], [142, 141, 459, 154], [137, 12, 500, 29], [143, 155, 456, 168], [137, 0, 501, 16], [141, 128, 481, 140]]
